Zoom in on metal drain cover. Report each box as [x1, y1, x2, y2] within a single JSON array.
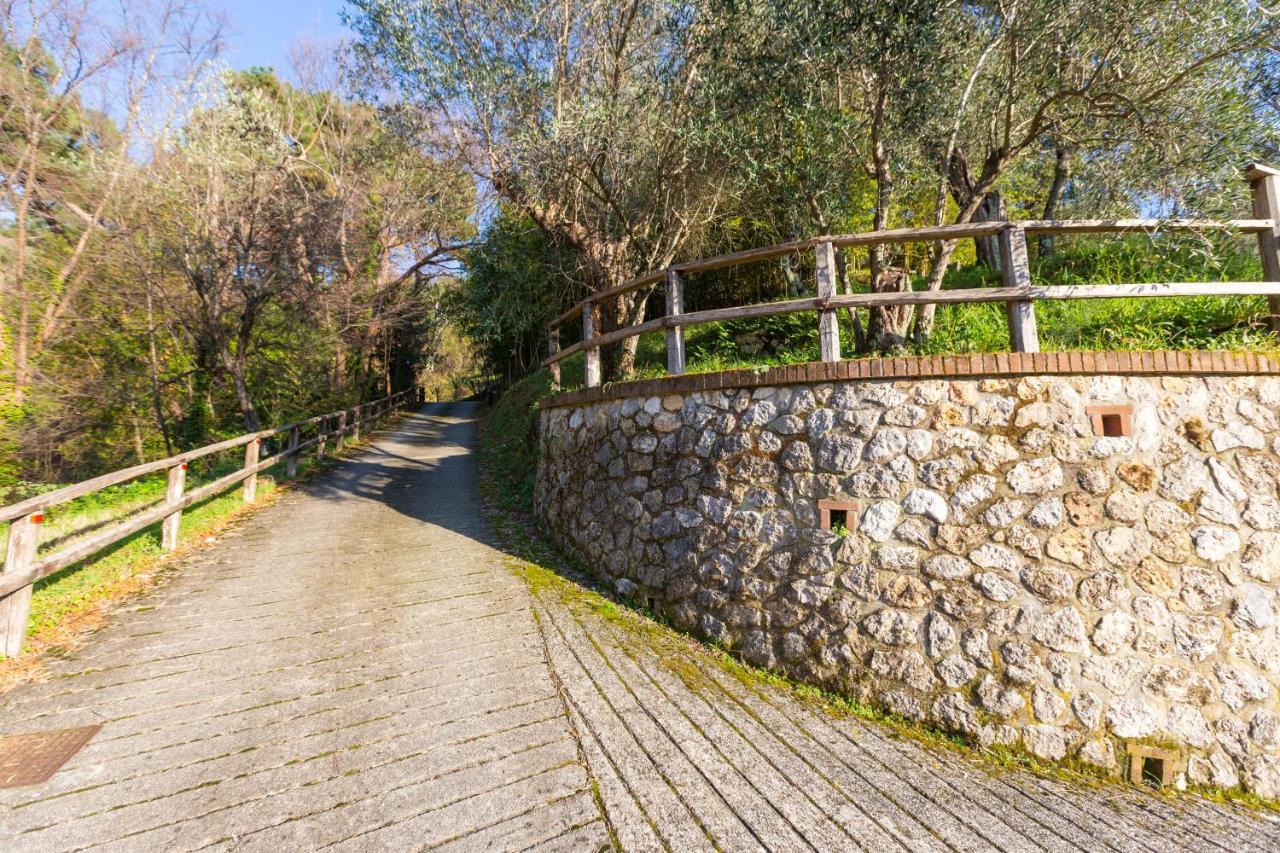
[[0, 725, 101, 788]]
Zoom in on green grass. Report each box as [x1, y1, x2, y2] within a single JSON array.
[[5, 455, 272, 559], [477, 369, 557, 515]]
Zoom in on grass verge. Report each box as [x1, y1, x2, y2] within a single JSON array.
[[477, 368, 1280, 813]]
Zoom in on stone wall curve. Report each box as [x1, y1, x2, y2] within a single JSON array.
[[535, 364, 1280, 795]]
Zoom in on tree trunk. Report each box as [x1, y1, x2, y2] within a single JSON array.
[[13, 298, 30, 405], [9, 139, 39, 406], [914, 166, 1013, 344], [599, 286, 649, 381], [180, 335, 219, 449], [145, 284, 173, 455], [865, 151, 913, 352], [226, 357, 261, 432], [1037, 147, 1072, 257], [383, 331, 392, 395], [130, 409, 146, 464], [973, 190, 1007, 270], [834, 249, 868, 351]]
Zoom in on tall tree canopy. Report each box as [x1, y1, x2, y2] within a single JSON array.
[[347, 0, 728, 377], [351, 0, 1278, 367], [1, 1, 475, 485], [3, 0, 1279, 485]]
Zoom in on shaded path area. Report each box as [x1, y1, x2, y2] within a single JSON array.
[[1, 404, 1278, 850]]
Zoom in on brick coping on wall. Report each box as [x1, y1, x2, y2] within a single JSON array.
[[542, 349, 1280, 409]]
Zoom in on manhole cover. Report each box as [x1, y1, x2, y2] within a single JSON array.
[[0, 725, 101, 788]]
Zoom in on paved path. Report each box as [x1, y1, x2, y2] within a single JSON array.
[[1, 403, 1278, 851]]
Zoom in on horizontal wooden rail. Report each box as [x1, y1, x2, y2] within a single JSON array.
[[1020, 218, 1274, 235], [540, 280, 1280, 368], [0, 392, 412, 524], [0, 432, 266, 524], [0, 386, 420, 656], [545, 216, 1275, 335], [542, 167, 1280, 388]]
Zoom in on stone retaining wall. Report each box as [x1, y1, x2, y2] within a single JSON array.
[[535, 359, 1280, 795]]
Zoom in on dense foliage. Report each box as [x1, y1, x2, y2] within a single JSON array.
[[0, 3, 474, 491], [352, 0, 1280, 382]]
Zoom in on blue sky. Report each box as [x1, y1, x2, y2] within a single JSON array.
[[218, 0, 352, 78]]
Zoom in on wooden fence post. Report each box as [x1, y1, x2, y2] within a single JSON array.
[[162, 462, 186, 551], [243, 438, 260, 503], [1246, 163, 1280, 332], [665, 269, 687, 375], [998, 225, 1039, 353], [548, 328, 561, 391], [337, 411, 347, 451], [286, 426, 300, 478], [583, 300, 601, 388], [1, 511, 41, 657], [317, 417, 328, 460], [353, 406, 361, 442], [815, 241, 841, 362]]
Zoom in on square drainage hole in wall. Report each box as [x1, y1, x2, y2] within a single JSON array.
[[818, 500, 859, 534], [1125, 744, 1178, 789], [1086, 404, 1133, 438]]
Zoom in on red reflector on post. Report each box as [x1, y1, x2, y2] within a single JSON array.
[[30, 513, 44, 524], [181, 463, 188, 470]]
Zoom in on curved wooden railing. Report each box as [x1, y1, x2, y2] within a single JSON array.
[[0, 387, 420, 656], [545, 164, 1280, 389]]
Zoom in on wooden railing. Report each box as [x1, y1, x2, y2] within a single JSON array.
[[0, 387, 420, 656], [545, 164, 1280, 389]]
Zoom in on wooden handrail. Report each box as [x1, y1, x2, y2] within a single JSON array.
[[542, 175, 1280, 387], [0, 386, 419, 656], [539, 280, 1280, 367], [0, 389, 414, 523], [544, 216, 1274, 334]]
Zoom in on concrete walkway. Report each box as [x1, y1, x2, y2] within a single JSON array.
[[0, 403, 1277, 851]]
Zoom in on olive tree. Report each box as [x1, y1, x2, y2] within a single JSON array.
[[346, 0, 727, 379], [697, 0, 1277, 349]]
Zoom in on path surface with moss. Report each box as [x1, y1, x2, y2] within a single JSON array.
[[1, 403, 1278, 851]]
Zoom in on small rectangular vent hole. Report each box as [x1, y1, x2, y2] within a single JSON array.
[[1125, 743, 1179, 789], [1086, 404, 1133, 437], [818, 499, 859, 533]]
